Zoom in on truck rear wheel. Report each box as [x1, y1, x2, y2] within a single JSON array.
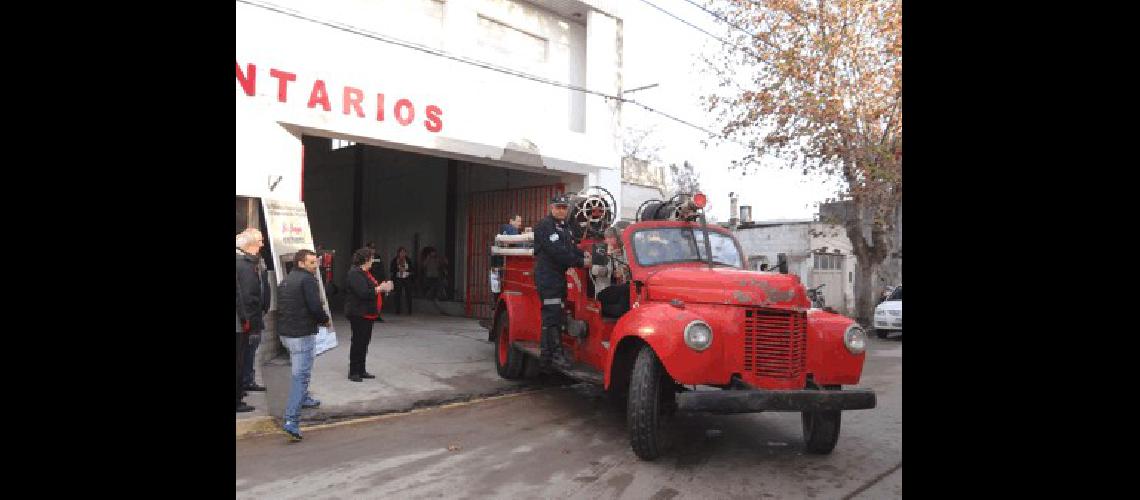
[[494, 309, 525, 380], [627, 345, 675, 460]]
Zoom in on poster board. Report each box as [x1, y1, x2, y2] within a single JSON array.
[[261, 198, 334, 328]]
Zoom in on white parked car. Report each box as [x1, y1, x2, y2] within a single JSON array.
[[873, 286, 902, 339]]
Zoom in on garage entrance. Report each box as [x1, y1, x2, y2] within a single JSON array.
[[464, 184, 564, 319], [300, 135, 572, 319]]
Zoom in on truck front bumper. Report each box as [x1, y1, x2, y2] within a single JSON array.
[[677, 388, 876, 414]]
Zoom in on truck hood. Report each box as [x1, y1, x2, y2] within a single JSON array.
[[645, 267, 810, 308]]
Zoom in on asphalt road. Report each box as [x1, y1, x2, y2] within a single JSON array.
[[236, 337, 902, 499]]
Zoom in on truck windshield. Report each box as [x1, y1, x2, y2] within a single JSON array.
[[632, 228, 743, 268]]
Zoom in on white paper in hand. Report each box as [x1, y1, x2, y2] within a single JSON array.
[[314, 325, 338, 357]]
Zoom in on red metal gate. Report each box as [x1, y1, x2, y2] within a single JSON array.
[[465, 183, 564, 319]]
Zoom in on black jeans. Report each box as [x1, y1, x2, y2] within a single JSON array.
[[348, 316, 375, 376], [392, 278, 413, 314], [242, 333, 260, 387], [236, 331, 248, 406]]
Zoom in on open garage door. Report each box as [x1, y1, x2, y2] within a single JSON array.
[[465, 184, 564, 319]]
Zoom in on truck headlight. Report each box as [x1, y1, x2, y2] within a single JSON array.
[[684, 320, 713, 351], [844, 324, 867, 354]]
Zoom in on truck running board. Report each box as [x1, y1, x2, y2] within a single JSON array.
[[513, 340, 604, 385]]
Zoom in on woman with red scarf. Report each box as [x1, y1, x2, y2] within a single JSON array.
[[345, 248, 393, 382]]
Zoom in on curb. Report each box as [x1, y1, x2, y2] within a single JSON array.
[[236, 389, 539, 440], [236, 416, 280, 439]]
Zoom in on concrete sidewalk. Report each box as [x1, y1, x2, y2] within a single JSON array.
[[237, 307, 533, 438]]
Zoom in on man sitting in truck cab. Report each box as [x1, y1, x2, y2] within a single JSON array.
[[591, 226, 631, 318]]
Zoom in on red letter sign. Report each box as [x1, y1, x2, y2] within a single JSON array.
[[424, 105, 443, 133], [343, 86, 365, 117], [236, 62, 256, 96], [307, 80, 331, 111], [269, 69, 297, 103], [394, 99, 415, 126]]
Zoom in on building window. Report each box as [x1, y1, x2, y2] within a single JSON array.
[[477, 15, 547, 65], [814, 253, 842, 270]]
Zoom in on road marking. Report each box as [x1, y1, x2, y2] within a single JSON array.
[[842, 461, 902, 499]]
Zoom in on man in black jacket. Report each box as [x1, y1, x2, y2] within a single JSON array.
[[236, 228, 270, 413], [533, 194, 590, 371], [276, 249, 331, 441]]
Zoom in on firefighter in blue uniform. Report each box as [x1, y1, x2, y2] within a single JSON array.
[[533, 193, 590, 371]]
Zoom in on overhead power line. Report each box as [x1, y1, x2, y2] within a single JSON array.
[[235, 0, 723, 138]]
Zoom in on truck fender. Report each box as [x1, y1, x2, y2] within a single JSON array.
[[603, 302, 693, 389], [490, 292, 542, 345]]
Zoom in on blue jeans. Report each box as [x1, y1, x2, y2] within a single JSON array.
[[280, 335, 315, 424]]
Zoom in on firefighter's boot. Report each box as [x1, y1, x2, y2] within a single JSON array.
[[539, 326, 557, 372], [550, 327, 573, 371]]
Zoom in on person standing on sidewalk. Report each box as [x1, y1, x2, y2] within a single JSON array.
[[346, 248, 394, 382], [236, 228, 269, 413], [389, 247, 414, 315], [276, 249, 331, 441]]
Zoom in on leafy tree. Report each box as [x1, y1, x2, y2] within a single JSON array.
[[703, 0, 901, 326]]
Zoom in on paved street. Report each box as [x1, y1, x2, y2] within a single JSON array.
[[236, 337, 901, 499]]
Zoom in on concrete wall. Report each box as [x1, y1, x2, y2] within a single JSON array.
[[620, 182, 665, 221], [300, 137, 357, 307], [360, 147, 449, 277], [734, 224, 813, 284]]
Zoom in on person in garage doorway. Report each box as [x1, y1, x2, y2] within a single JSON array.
[[533, 194, 591, 372]]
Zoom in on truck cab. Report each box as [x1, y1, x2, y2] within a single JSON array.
[[490, 190, 875, 460]]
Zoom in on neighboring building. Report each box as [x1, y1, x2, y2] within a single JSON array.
[[819, 200, 902, 295], [620, 156, 667, 221], [732, 219, 856, 316], [236, 0, 625, 319]]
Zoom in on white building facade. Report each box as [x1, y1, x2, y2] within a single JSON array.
[[236, 0, 625, 318]]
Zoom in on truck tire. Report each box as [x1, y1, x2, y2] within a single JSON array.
[[494, 309, 525, 380], [802, 410, 841, 454], [627, 345, 675, 460], [876, 329, 889, 339]]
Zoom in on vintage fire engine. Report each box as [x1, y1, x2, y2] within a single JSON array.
[[490, 188, 875, 460]]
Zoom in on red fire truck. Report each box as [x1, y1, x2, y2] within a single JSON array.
[[489, 189, 875, 460]]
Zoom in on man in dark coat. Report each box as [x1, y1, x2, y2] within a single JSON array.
[[532, 194, 590, 371], [236, 228, 270, 413], [276, 249, 331, 441]]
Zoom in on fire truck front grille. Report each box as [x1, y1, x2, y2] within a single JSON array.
[[742, 309, 807, 378]]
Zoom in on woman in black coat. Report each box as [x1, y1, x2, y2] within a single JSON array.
[[344, 248, 393, 382]]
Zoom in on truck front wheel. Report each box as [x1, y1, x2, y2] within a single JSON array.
[[802, 383, 842, 454], [802, 411, 841, 454], [627, 345, 676, 460], [494, 309, 525, 380]]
